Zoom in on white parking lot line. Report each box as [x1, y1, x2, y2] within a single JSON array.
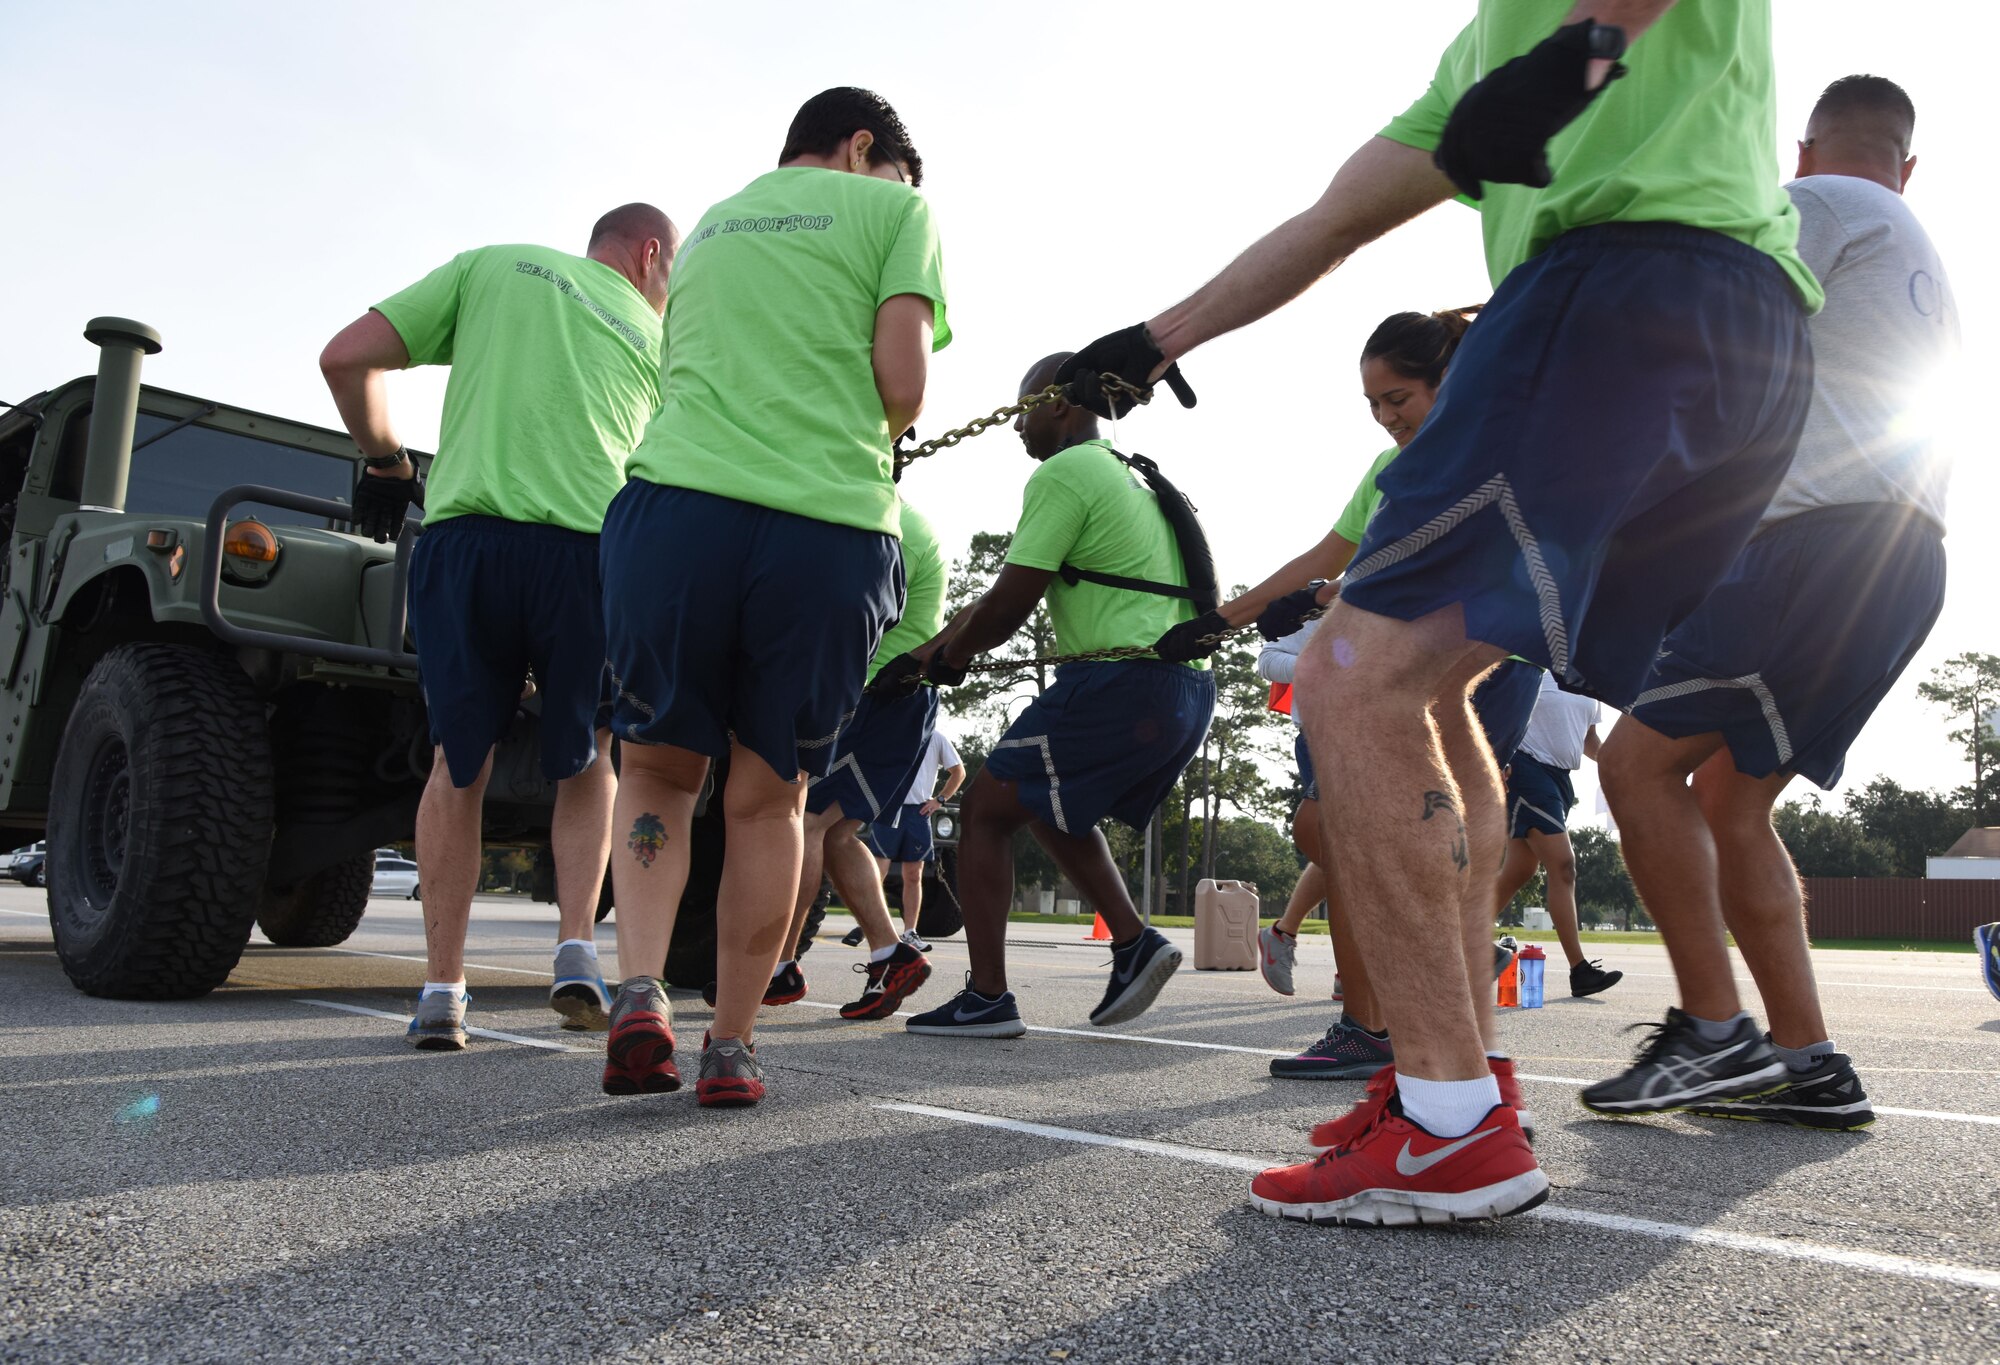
[[294, 997, 584, 1052], [880, 1102, 2000, 1292]]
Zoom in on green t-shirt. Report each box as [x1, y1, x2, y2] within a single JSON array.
[[1381, 2, 1822, 312], [1005, 439, 1206, 670], [625, 167, 952, 538], [374, 244, 662, 533], [1333, 446, 1402, 545], [872, 499, 947, 670]]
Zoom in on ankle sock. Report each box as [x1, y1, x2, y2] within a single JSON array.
[[556, 938, 596, 957], [1397, 1073, 1504, 1139], [1685, 1010, 1750, 1045], [422, 980, 466, 999], [869, 942, 897, 963], [1774, 1039, 1835, 1073], [771, 960, 794, 980]]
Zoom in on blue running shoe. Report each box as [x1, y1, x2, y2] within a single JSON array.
[[551, 942, 612, 1031], [1977, 922, 2000, 1003], [1091, 927, 1183, 1026], [406, 989, 469, 1051], [906, 974, 1027, 1038]]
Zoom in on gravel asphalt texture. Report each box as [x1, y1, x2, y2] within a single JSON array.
[[3, 884, 1997, 1363]]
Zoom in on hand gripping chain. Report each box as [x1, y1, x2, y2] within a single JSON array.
[[892, 373, 1157, 472]]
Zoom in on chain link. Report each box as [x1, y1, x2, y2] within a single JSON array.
[[893, 373, 1155, 471], [960, 602, 1330, 675]]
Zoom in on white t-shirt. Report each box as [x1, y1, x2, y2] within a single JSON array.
[[1518, 670, 1600, 772], [1764, 176, 1960, 528], [898, 727, 961, 807]]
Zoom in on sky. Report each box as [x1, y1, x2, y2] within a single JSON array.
[[1, 1, 1986, 826]]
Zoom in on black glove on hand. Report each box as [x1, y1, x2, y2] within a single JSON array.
[[866, 651, 927, 700], [924, 652, 970, 688], [1153, 610, 1232, 664], [1256, 585, 1326, 642], [1056, 324, 1198, 418], [351, 474, 420, 544], [1432, 20, 1627, 200]]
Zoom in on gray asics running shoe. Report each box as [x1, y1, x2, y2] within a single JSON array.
[[1688, 1049, 1874, 1131], [696, 1033, 765, 1107], [900, 928, 933, 953], [405, 989, 469, 1051], [1581, 1008, 1786, 1115], [1270, 1017, 1394, 1079], [550, 942, 612, 1031], [1258, 924, 1298, 996]]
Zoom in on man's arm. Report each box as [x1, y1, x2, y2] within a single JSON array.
[[320, 311, 415, 477], [921, 762, 967, 815], [1583, 724, 1602, 762], [924, 564, 1055, 671], [873, 293, 934, 438], [1220, 528, 1362, 629], [1145, 138, 1455, 366]]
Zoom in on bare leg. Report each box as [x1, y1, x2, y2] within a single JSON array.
[[1326, 880, 1382, 1031], [608, 743, 709, 981], [780, 805, 843, 964], [414, 747, 492, 982], [1526, 828, 1584, 967], [712, 741, 809, 1045], [955, 770, 1023, 997], [1277, 862, 1328, 936], [825, 822, 902, 952], [1493, 838, 1541, 921], [1433, 659, 1508, 1056], [552, 730, 616, 946], [1599, 718, 1739, 1021], [1027, 820, 1143, 941], [1694, 756, 1828, 1049], [901, 861, 925, 936], [1300, 601, 1498, 1084]]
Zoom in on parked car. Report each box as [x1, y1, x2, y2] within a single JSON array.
[[8, 841, 47, 887], [371, 852, 420, 900]]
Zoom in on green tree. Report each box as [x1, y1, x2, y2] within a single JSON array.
[[1917, 652, 2000, 825], [935, 531, 1059, 745], [1772, 795, 1894, 878], [1842, 777, 1969, 878], [1572, 827, 1646, 930]]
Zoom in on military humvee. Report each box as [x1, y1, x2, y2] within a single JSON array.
[[0, 319, 570, 999]]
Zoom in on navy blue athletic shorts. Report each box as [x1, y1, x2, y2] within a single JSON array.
[[808, 686, 938, 823], [408, 514, 608, 788], [1294, 731, 1319, 803], [1473, 660, 1544, 768], [1342, 223, 1814, 710], [1507, 754, 1577, 839], [984, 659, 1216, 834], [601, 482, 903, 781], [1630, 503, 1945, 790], [866, 806, 936, 864]]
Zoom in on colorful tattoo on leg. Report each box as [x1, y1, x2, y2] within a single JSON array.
[[628, 812, 667, 868]]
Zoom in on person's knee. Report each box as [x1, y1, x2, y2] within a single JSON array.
[[623, 742, 710, 797], [1546, 849, 1577, 885], [722, 755, 807, 824]]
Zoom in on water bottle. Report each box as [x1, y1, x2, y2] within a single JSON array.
[[1496, 953, 1519, 1008], [1518, 945, 1546, 1009]]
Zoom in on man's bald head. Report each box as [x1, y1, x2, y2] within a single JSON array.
[[589, 202, 676, 253], [1800, 76, 1917, 193], [587, 203, 679, 314], [1016, 350, 1098, 460], [1021, 351, 1072, 396]]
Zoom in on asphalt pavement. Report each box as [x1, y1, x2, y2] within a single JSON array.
[[2, 884, 1997, 1363]]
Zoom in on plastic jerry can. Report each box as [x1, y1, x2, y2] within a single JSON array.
[[1517, 945, 1546, 1008], [1194, 878, 1260, 970], [1496, 951, 1520, 1008]]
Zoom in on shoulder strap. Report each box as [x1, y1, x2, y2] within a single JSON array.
[[1057, 449, 1220, 614]]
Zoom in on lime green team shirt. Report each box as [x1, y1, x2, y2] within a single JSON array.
[[871, 499, 946, 672], [1381, 1, 1822, 312], [1005, 440, 1206, 670], [1333, 446, 1402, 546], [374, 245, 663, 533], [626, 167, 951, 539]]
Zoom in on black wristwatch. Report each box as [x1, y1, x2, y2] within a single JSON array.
[[1585, 22, 1626, 61], [363, 446, 410, 470]]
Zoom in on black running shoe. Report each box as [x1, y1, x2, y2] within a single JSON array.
[[1269, 1018, 1394, 1079], [1581, 1008, 1787, 1116], [1090, 927, 1183, 1026], [1569, 959, 1623, 998], [906, 974, 1027, 1038], [841, 924, 866, 948], [1688, 1050, 1875, 1131]]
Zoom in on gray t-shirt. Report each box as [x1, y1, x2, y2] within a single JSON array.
[[1765, 176, 1960, 528]]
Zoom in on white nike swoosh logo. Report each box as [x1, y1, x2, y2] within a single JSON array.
[[954, 1003, 1001, 1023], [1395, 1126, 1499, 1176]]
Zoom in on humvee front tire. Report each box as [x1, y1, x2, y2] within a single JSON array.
[[47, 644, 275, 999], [257, 852, 372, 948]]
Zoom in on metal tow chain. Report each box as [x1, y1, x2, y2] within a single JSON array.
[[960, 602, 1332, 675], [893, 373, 1155, 471]]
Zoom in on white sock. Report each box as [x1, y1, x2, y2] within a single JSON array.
[[556, 938, 596, 957], [869, 942, 897, 963], [1398, 1073, 1505, 1138], [771, 959, 794, 979], [1774, 1039, 1835, 1073], [422, 980, 466, 998], [1686, 1010, 1750, 1045]]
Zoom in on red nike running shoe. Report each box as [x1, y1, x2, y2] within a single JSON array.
[[1308, 1056, 1535, 1150]]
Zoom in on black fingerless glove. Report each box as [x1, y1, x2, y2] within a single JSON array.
[[925, 653, 970, 688], [1432, 20, 1628, 200], [1256, 585, 1326, 642], [866, 651, 928, 700], [351, 473, 421, 544], [1056, 323, 1198, 418], [1153, 610, 1231, 664]]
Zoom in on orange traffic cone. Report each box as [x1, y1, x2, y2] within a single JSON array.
[[1086, 912, 1111, 941]]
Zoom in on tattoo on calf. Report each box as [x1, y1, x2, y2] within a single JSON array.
[[1421, 789, 1471, 874], [628, 812, 667, 869]]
